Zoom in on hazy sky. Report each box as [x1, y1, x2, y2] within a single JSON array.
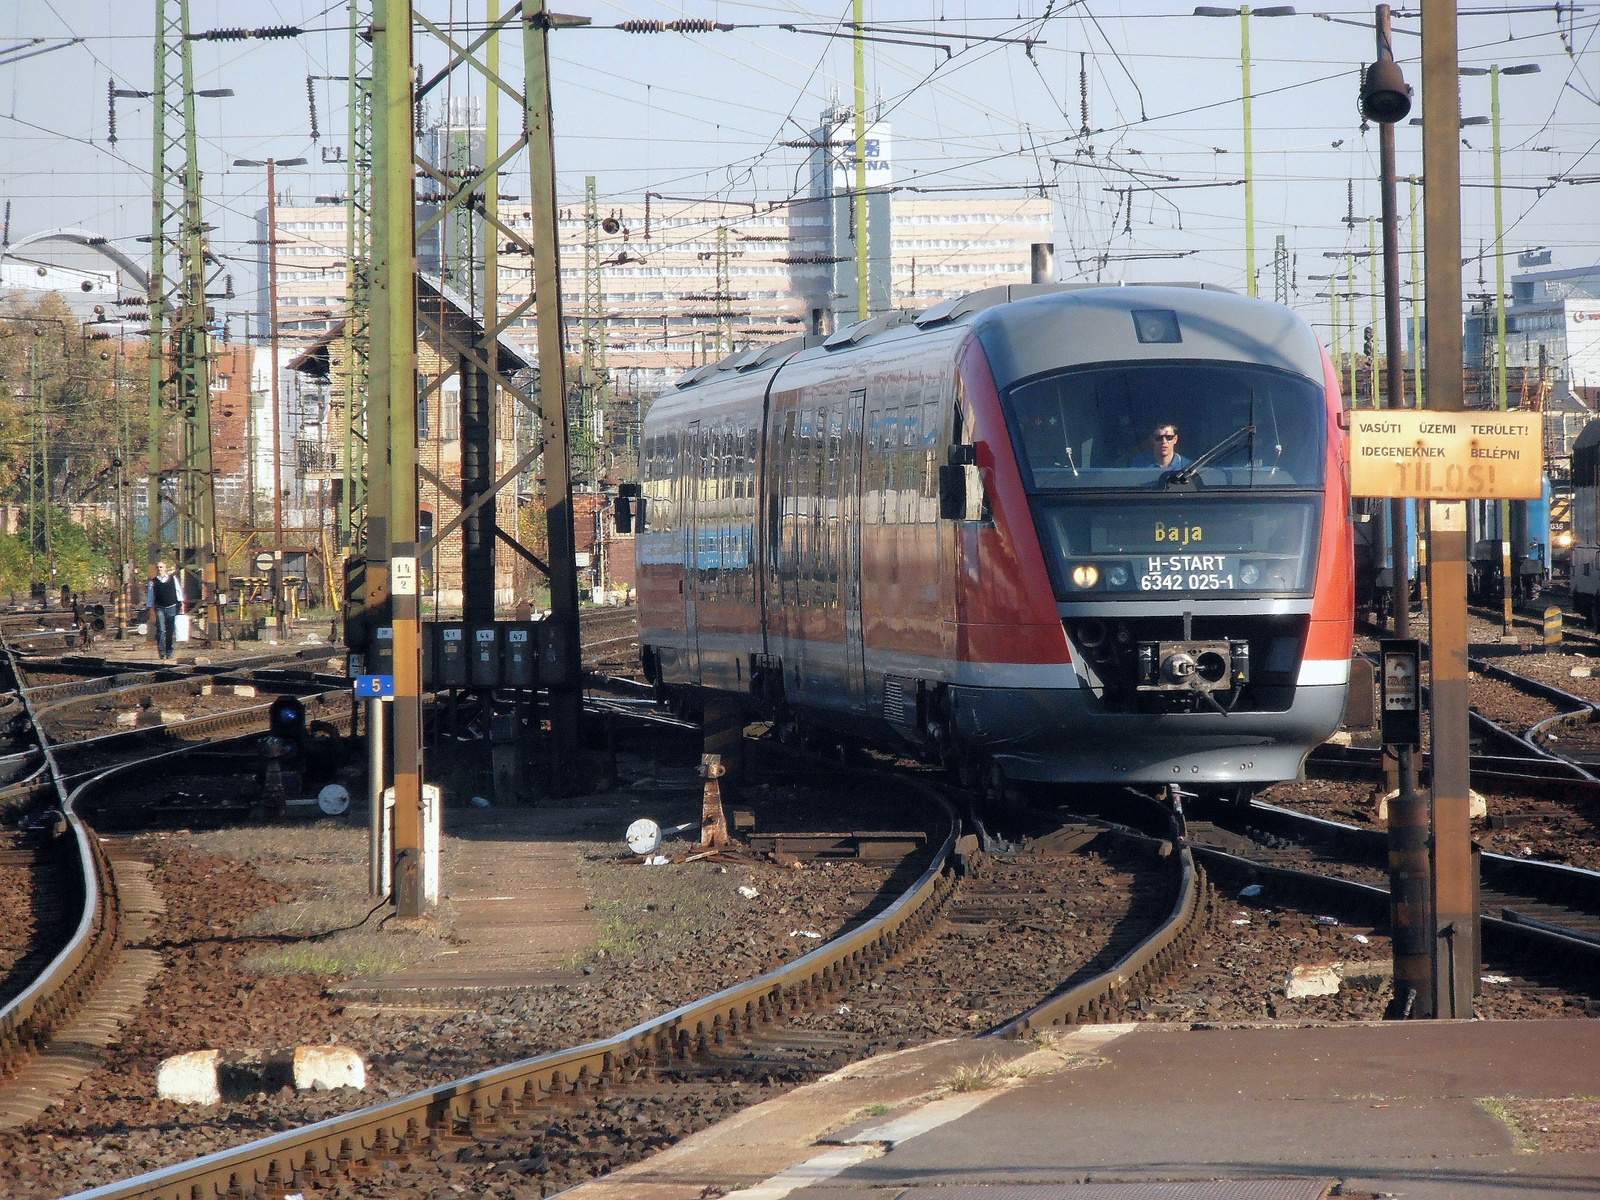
[[2, 0, 1597, 346]]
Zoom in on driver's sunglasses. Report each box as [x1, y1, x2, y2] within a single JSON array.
[[1156, 433, 1177, 440]]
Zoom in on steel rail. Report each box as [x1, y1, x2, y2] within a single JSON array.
[[1206, 798, 1600, 960], [66, 778, 961, 1200], [994, 800, 1211, 1037], [17, 644, 341, 709], [1191, 841, 1600, 970], [0, 631, 119, 1078]]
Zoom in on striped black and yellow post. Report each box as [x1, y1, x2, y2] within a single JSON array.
[[1544, 606, 1563, 653]]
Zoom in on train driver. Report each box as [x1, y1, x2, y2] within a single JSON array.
[[1129, 421, 1190, 470]]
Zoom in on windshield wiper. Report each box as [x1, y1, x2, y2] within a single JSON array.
[[1167, 423, 1255, 485]]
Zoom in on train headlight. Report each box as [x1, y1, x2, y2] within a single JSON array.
[[1071, 564, 1100, 589], [1239, 563, 1260, 585], [1558, 532, 1574, 549], [1107, 564, 1130, 588]]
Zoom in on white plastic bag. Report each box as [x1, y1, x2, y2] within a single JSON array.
[[174, 614, 191, 642]]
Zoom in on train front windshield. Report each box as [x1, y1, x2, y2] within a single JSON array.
[[1004, 361, 1328, 599]]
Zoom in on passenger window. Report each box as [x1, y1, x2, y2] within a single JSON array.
[[883, 408, 899, 525]]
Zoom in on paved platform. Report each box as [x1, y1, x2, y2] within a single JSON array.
[[568, 1020, 1600, 1200], [333, 803, 603, 1000]]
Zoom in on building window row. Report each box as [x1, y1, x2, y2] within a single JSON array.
[[893, 213, 1052, 227], [277, 220, 348, 232], [891, 238, 1024, 251]]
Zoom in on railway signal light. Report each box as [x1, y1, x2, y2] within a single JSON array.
[[1359, 57, 1412, 123], [1364, 325, 1375, 357]]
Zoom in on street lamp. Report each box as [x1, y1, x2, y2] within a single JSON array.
[[1194, 5, 1297, 298], [234, 155, 308, 638], [1460, 62, 1538, 632]]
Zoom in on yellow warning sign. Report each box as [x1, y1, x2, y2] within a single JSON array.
[[1348, 409, 1543, 500]]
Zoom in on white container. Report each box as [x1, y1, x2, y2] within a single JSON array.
[[174, 614, 191, 642]]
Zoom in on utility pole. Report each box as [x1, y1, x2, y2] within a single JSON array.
[[1479, 60, 1540, 632], [1421, 0, 1476, 1019], [27, 336, 40, 601], [580, 174, 602, 476], [1346, 254, 1358, 402], [236, 155, 308, 637], [374, 0, 424, 916], [524, 0, 585, 786], [342, 0, 374, 551], [1331, 280, 1342, 381], [1369, 217, 1381, 408], [269, 160, 286, 637], [1410, 176, 1423, 408], [852, 0, 868, 321], [363, 0, 394, 899], [149, 0, 226, 640], [1363, 3, 1430, 1017], [1195, 6, 1296, 296], [715, 224, 733, 356], [1241, 5, 1254, 297]]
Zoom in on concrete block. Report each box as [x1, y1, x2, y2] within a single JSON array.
[[193, 655, 212, 665], [1284, 964, 1341, 999], [198, 683, 214, 697], [138, 710, 186, 726], [233, 685, 256, 698], [293, 1045, 365, 1092], [1378, 788, 1486, 821], [116, 711, 138, 727], [156, 1046, 364, 1103], [1570, 666, 1594, 679], [157, 1049, 221, 1105]]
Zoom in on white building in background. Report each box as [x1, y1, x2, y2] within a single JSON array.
[[250, 175, 1053, 396]]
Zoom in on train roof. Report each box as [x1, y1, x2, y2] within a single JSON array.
[[670, 281, 1324, 394]]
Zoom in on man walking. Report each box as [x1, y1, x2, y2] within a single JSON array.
[[147, 560, 183, 661]]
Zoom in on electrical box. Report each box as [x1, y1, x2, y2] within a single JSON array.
[[503, 621, 540, 688], [427, 622, 469, 689], [1379, 638, 1422, 748], [343, 556, 369, 652], [366, 625, 395, 679], [469, 625, 501, 688]]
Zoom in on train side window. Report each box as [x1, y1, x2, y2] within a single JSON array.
[[838, 404, 851, 604], [883, 408, 900, 525], [902, 404, 920, 524], [922, 400, 941, 517], [866, 408, 882, 525], [778, 410, 797, 588], [811, 405, 828, 604], [797, 408, 814, 605]]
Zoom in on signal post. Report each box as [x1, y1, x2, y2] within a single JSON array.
[[1349, 409, 1543, 1018]]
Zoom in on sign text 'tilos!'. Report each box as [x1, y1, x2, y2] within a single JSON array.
[[1347, 409, 1544, 500]]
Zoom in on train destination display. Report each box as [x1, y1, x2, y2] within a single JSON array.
[[1348, 409, 1543, 500]]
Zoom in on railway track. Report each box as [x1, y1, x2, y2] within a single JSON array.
[[1186, 795, 1600, 990], [0, 638, 357, 1096], [53, 719, 1216, 1200]]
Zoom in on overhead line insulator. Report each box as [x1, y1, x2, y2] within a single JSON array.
[[189, 26, 303, 41], [616, 19, 734, 32]]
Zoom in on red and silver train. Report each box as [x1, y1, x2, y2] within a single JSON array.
[[636, 283, 1352, 795]]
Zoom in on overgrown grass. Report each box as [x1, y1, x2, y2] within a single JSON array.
[[1478, 1097, 1539, 1153], [247, 941, 421, 977], [940, 1057, 1035, 1094]]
